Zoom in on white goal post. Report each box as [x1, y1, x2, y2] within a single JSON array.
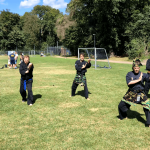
[[31, 50, 35, 55], [78, 48, 111, 69]]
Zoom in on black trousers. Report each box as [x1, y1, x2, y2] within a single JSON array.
[[71, 81, 88, 99], [20, 79, 33, 105], [118, 101, 150, 125], [145, 82, 150, 96]]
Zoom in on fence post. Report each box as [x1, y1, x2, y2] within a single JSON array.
[[95, 48, 96, 69], [78, 48, 79, 60]]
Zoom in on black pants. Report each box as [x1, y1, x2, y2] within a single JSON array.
[[118, 101, 150, 125], [145, 82, 150, 96], [20, 79, 33, 105], [71, 81, 88, 99]]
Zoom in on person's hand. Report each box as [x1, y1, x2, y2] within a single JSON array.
[[139, 72, 143, 81], [29, 63, 32, 67], [82, 64, 87, 69], [88, 59, 91, 63], [25, 70, 29, 74]]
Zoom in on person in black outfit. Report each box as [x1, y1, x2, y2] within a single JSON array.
[[19, 55, 34, 106], [71, 53, 91, 100], [145, 59, 150, 96], [118, 58, 150, 127]]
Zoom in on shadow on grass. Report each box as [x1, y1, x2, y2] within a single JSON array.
[[127, 109, 145, 124], [75, 90, 92, 97], [33, 94, 42, 104], [117, 109, 145, 124]]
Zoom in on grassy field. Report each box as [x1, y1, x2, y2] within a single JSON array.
[[1, 55, 150, 150]]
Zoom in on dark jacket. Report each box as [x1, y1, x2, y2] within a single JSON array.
[[75, 60, 91, 75], [19, 61, 34, 80]]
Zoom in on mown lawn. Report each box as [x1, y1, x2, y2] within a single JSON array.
[[0, 55, 150, 150]]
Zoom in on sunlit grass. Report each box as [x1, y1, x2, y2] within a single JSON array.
[[0, 55, 150, 149]]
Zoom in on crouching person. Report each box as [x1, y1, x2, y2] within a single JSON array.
[[19, 55, 34, 106], [118, 58, 150, 127]]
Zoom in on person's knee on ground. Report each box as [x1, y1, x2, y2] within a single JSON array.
[[118, 101, 130, 120]]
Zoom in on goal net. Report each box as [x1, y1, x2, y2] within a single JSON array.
[[31, 50, 35, 55], [78, 48, 111, 69]]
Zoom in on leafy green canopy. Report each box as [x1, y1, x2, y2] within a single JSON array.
[[62, 0, 150, 57], [0, 5, 61, 51]]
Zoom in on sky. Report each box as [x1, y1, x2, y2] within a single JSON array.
[[0, 0, 71, 16]]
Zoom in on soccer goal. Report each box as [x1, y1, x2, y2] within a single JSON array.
[[31, 50, 35, 55], [78, 48, 111, 69]]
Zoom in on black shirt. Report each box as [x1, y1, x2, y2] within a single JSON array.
[[75, 60, 91, 75], [126, 71, 150, 91], [19, 61, 34, 80]]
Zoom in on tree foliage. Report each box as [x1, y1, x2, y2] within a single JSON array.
[[0, 6, 61, 51], [61, 0, 150, 57], [1, 1, 150, 58]]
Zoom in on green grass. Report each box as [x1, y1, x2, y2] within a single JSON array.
[[0, 55, 150, 150]]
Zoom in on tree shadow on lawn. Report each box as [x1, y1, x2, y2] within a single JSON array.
[[75, 90, 92, 97], [33, 94, 42, 104]]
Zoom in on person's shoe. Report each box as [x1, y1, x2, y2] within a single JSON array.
[[22, 100, 26, 102], [29, 104, 33, 106]]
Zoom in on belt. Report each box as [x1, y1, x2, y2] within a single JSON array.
[[130, 89, 144, 93], [21, 78, 32, 91]]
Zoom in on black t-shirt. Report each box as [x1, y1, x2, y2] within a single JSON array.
[[75, 60, 91, 75], [126, 71, 149, 91], [19, 61, 34, 80]]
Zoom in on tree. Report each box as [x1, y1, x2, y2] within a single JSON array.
[[31, 5, 60, 47], [7, 26, 25, 49], [0, 10, 20, 50], [64, 0, 150, 56], [22, 14, 41, 49], [126, 5, 150, 58]]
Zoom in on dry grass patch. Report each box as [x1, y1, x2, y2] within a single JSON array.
[[34, 69, 75, 75], [89, 108, 99, 112], [38, 66, 65, 69], [59, 102, 81, 108], [33, 86, 59, 89]]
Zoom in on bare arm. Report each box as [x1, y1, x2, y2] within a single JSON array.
[[28, 63, 33, 70], [128, 72, 143, 85], [25, 63, 33, 74]]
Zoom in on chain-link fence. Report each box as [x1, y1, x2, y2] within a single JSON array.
[[0, 50, 30, 55], [0, 47, 72, 56]]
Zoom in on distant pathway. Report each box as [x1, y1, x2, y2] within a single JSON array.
[[54, 56, 147, 65]]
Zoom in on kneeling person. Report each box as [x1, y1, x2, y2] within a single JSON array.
[[19, 55, 34, 106], [71, 53, 91, 99], [118, 59, 150, 127]]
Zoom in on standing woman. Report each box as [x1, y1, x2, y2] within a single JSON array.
[[70, 53, 91, 100], [19, 55, 34, 106]]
